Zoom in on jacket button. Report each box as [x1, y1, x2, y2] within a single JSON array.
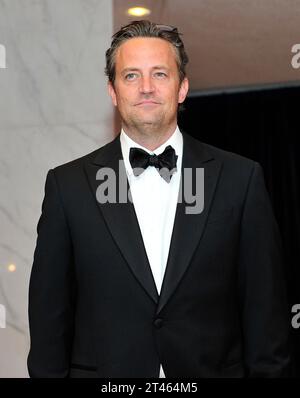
[[154, 318, 163, 328]]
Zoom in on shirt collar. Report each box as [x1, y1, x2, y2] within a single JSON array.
[[120, 126, 183, 177]]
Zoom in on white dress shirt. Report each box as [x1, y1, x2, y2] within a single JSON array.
[[120, 126, 183, 378]]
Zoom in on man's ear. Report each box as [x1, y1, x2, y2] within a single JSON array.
[[178, 77, 189, 104], [108, 81, 117, 107]]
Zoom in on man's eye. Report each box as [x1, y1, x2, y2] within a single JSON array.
[[154, 72, 167, 78], [125, 73, 138, 80]]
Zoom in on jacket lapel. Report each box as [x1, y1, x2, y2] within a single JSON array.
[[156, 133, 223, 315], [84, 134, 159, 305]]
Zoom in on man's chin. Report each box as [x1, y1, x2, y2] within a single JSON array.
[[133, 119, 164, 129], [129, 114, 164, 126]]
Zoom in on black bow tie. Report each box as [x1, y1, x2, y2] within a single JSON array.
[[129, 145, 178, 183]]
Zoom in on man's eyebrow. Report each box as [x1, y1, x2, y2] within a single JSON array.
[[121, 66, 169, 74], [121, 68, 140, 75], [152, 65, 169, 71]]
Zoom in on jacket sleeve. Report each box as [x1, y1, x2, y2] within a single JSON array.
[[237, 162, 291, 377], [27, 169, 75, 377]]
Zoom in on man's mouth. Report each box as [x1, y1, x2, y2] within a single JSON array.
[[135, 100, 160, 106]]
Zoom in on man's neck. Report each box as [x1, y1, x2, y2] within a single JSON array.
[[122, 124, 177, 151]]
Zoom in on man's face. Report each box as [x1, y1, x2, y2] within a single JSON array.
[[108, 37, 189, 135]]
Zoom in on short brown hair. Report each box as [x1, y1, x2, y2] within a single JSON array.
[[105, 20, 189, 85]]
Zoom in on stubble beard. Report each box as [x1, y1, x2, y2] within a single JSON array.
[[122, 107, 176, 139]]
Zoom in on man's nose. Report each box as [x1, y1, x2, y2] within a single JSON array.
[[139, 75, 154, 94]]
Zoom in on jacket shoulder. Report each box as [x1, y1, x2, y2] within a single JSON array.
[[205, 142, 256, 167], [183, 133, 261, 187], [185, 133, 257, 169]]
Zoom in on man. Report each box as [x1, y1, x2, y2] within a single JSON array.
[[28, 20, 290, 378]]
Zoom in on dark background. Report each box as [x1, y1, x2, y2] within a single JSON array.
[[179, 85, 300, 376]]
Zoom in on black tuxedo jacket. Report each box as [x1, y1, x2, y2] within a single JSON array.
[[28, 132, 290, 378]]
